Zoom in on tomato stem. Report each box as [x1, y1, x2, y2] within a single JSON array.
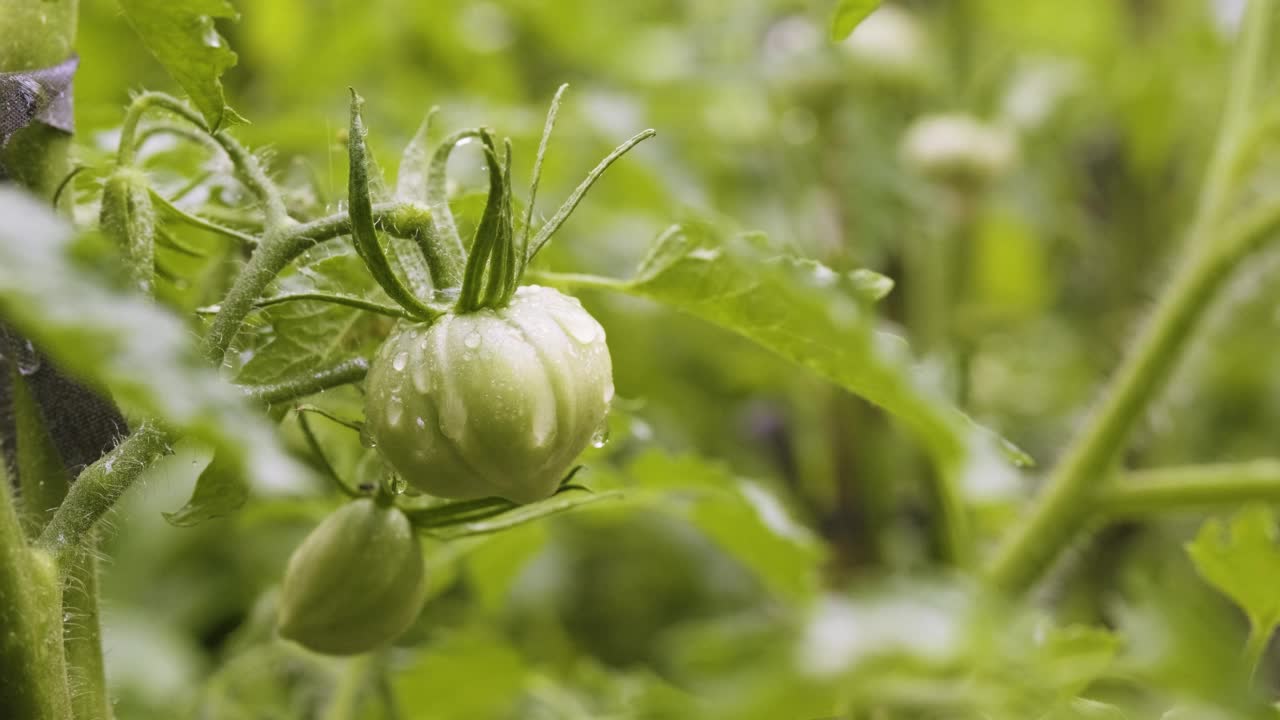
[[201, 200, 432, 366], [243, 357, 370, 406], [985, 0, 1280, 594], [1097, 461, 1280, 519]]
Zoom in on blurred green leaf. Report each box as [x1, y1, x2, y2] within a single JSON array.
[[830, 0, 882, 41], [393, 628, 528, 718], [117, 0, 246, 130], [161, 442, 246, 527], [553, 224, 997, 506], [625, 451, 824, 602], [1187, 505, 1280, 640], [0, 188, 309, 505]]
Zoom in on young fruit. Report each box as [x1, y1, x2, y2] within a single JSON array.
[[277, 498, 427, 655], [364, 284, 613, 504]]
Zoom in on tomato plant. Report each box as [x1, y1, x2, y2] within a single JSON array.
[[4, 1, 1280, 718]]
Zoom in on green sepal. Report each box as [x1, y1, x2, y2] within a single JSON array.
[[457, 131, 513, 312], [346, 90, 439, 322]]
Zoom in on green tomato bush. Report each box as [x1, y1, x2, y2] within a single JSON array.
[[7, 1, 1280, 719]]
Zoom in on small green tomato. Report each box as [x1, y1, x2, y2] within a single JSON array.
[[277, 498, 427, 655], [364, 285, 614, 504]]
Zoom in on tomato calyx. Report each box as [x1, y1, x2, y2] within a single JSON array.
[[344, 85, 655, 319]]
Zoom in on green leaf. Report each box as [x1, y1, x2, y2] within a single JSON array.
[[161, 441, 246, 527], [233, 243, 387, 386], [631, 228, 967, 459], [829, 0, 882, 42], [117, 0, 246, 130], [0, 187, 308, 502], [547, 224, 1008, 558], [1187, 504, 1280, 637]]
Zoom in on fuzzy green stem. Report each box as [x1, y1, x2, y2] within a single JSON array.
[[35, 425, 171, 569], [63, 539, 110, 720], [244, 358, 370, 405], [200, 201, 426, 365], [116, 92, 288, 226], [986, 1, 1278, 593], [0, 467, 73, 720], [1097, 461, 1280, 518]]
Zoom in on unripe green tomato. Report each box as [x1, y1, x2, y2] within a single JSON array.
[[277, 498, 426, 655], [364, 285, 614, 504]]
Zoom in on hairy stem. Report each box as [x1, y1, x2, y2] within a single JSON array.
[[201, 202, 430, 366], [0, 468, 73, 720], [116, 92, 288, 226], [63, 539, 111, 720], [244, 358, 370, 405], [35, 425, 171, 569]]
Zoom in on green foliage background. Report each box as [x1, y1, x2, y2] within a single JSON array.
[[33, 0, 1280, 717]]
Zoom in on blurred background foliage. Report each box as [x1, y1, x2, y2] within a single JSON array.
[[63, 0, 1280, 716]]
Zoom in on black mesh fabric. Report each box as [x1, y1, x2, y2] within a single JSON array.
[[1, 56, 128, 492], [0, 54, 77, 180]]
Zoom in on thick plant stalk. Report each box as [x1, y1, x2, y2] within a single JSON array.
[[0, 465, 73, 720], [1, 4, 113, 720], [63, 539, 110, 720]]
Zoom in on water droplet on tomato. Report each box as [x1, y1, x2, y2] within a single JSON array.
[[392, 351, 409, 371], [559, 313, 596, 344], [464, 332, 482, 349], [590, 424, 610, 449], [386, 394, 404, 426]]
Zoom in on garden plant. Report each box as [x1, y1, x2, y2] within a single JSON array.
[[5, 0, 1280, 718]]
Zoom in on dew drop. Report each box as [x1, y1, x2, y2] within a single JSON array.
[[590, 424, 610, 449], [387, 473, 408, 495], [559, 313, 597, 344], [464, 332, 482, 349], [359, 425, 377, 448], [386, 395, 404, 426], [602, 381, 616, 405], [415, 416, 426, 429], [203, 26, 222, 48], [16, 340, 40, 376], [392, 351, 409, 372]]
